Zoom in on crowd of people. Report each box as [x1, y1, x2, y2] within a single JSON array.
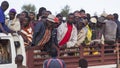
[[0, 1, 120, 56]]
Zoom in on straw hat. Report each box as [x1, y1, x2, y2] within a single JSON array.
[[47, 14, 59, 23], [90, 17, 97, 23]]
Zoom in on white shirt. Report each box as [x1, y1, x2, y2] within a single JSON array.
[[57, 23, 77, 48]]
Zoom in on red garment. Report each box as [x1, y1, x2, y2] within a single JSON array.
[[59, 23, 73, 46]]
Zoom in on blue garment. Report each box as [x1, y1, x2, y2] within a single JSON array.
[[32, 22, 45, 46], [0, 7, 11, 32], [43, 58, 66, 68], [115, 20, 120, 39], [31, 22, 58, 51]]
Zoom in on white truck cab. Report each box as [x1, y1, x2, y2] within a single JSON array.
[[0, 33, 26, 68]]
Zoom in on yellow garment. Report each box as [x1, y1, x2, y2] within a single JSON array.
[[91, 48, 100, 55], [83, 47, 90, 55], [84, 25, 92, 45]]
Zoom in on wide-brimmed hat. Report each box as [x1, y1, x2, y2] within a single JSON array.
[[98, 17, 105, 23], [47, 14, 59, 23], [90, 17, 97, 23], [101, 11, 108, 17]]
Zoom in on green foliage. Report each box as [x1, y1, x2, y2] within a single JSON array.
[[21, 4, 36, 13], [60, 5, 70, 17]]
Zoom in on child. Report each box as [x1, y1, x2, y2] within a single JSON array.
[[15, 55, 27, 68]]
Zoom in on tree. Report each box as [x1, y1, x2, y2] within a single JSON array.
[[60, 5, 70, 17], [21, 4, 36, 13]]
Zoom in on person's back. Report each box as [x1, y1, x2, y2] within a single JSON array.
[[104, 19, 117, 42], [43, 48, 66, 68], [43, 58, 65, 68]]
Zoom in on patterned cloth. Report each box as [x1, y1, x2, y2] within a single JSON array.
[[37, 29, 51, 48], [21, 25, 33, 46]]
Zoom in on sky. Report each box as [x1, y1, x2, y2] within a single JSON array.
[[0, 0, 120, 17]]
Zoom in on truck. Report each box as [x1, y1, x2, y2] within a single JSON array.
[[0, 33, 119, 68], [0, 33, 26, 68]]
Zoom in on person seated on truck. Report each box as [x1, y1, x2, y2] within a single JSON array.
[[5, 8, 21, 32], [15, 55, 27, 68], [20, 17, 33, 46], [43, 47, 66, 68], [77, 58, 88, 68], [0, 1, 13, 34], [31, 14, 59, 52]]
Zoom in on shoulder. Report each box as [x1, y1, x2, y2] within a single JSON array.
[[59, 22, 67, 27], [43, 59, 49, 64], [57, 59, 65, 63]]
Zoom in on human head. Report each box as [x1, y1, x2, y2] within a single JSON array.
[[74, 10, 80, 22], [1, 1, 9, 12], [113, 13, 119, 20], [67, 13, 75, 24], [29, 12, 35, 20], [89, 17, 97, 29], [49, 48, 58, 57], [46, 14, 59, 28], [90, 17, 97, 24], [21, 11, 28, 18], [15, 55, 23, 64], [97, 16, 105, 27], [86, 13, 91, 22], [38, 7, 46, 16], [56, 13, 63, 23], [46, 10, 52, 15], [80, 9, 86, 18], [41, 10, 49, 18], [22, 17, 30, 27], [79, 58, 88, 68], [9, 8, 16, 20], [77, 18, 85, 30], [106, 14, 114, 20]]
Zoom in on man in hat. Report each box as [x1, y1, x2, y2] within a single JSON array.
[[31, 14, 59, 52], [0, 1, 12, 34], [5, 8, 21, 32]]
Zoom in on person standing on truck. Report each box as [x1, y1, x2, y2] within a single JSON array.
[[43, 48, 66, 68], [15, 55, 27, 68], [31, 14, 59, 52], [0, 1, 13, 34], [57, 13, 77, 48]]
